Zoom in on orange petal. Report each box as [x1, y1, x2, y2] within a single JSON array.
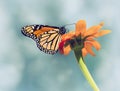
[[84, 37, 101, 50], [86, 36, 94, 41], [82, 48, 88, 57], [94, 30, 111, 37], [90, 40, 101, 50], [84, 22, 103, 37], [61, 31, 75, 40], [63, 45, 71, 55], [84, 42, 95, 56], [75, 20, 86, 36]]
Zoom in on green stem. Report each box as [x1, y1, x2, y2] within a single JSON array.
[[74, 49, 100, 91]]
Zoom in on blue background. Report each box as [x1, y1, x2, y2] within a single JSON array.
[[0, 0, 118, 91]]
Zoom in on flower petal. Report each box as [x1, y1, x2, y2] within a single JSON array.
[[59, 40, 66, 54], [94, 30, 111, 37], [75, 20, 86, 36], [90, 40, 101, 50], [82, 48, 88, 57], [84, 22, 104, 37], [59, 38, 71, 55], [84, 42, 95, 56], [61, 31, 75, 40], [63, 45, 71, 55], [86, 36, 94, 41]]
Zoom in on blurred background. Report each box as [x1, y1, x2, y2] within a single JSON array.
[[0, 0, 119, 91]]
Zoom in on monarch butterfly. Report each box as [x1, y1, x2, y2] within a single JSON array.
[[21, 24, 66, 54]]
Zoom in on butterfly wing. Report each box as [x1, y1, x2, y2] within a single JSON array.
[[36, 28, 62, 54], [21, 25, 66, 54], [21, 25, 58, 40]]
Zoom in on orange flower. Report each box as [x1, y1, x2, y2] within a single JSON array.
[[59, 20, 111, 56]]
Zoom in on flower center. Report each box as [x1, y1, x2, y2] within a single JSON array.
[[66, 36, 84, 50]]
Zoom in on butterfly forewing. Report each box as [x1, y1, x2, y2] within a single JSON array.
[[21, 25, 42, 40]]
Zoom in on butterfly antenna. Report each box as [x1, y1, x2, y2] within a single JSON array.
[[63, 23, 75, 27]]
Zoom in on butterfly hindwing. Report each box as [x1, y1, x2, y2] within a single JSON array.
[[21, 24, 66, 54], [36, 29, 61, 54]]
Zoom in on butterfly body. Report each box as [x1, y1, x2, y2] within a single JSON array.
[[21, 25, 66, 54]]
